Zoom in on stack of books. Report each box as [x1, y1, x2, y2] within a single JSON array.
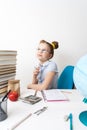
[[0, 50, 17, 95]]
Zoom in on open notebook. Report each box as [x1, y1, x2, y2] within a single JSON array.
[[41, 89, 69, 102]]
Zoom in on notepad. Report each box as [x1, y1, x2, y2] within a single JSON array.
[[41, 89, 68, 102]]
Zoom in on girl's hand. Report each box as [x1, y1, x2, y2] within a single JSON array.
[[33, 67, 40, 78], [29, 66, 40, 84]]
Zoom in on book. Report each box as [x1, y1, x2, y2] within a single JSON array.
[[19, 95, 42, 104], [0, 65, 16, 69], [0, 80, 8, 85], [41, 89, 69, 102], [0, 50, 17, 94], [0, 59, 17, 65], [0, 83, 8, 89], [0, 55, 16, 60], [0, 50, 17, 55], [0, 76, 15, 82], [0, 86, 7, 94], [0, 67, 16, 72], [0, 70, 16, 75], [0, 91, 7, 98], [0, 73, 16, 78]]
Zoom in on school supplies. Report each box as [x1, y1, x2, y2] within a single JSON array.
[[34, 106, 48, 115]]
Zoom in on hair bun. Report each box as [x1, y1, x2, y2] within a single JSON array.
[[51, 41, 59, 49]]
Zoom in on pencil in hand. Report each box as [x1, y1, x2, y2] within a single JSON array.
[[34, 90, 37, 97]]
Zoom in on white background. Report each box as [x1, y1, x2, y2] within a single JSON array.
[[0, 0, 87, 88]]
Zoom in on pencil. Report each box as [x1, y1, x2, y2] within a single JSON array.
[[7, 113, 32, 130], [34, 90, 37, 97]]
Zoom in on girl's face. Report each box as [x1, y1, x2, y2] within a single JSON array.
[[36, 43, 52, 63]]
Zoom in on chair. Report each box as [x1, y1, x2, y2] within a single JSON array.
[[57, 65, 74, 89]]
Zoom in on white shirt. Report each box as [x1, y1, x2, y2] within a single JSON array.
[[37, 60, 58, 89]]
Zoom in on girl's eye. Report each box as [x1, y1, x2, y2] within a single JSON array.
[[42, 49, 47, 53], [37, 48, 40, 51], [37, 48, 49, 53]]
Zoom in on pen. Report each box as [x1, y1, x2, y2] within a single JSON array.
[[2, 90, 11, 102]]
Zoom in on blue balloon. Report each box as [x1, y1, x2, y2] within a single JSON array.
[[73, 54, 87, 98]]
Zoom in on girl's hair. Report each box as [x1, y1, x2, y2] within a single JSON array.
[[39, 40, 59, 58]]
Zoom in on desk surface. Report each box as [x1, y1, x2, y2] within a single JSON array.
[[0, 89, 87, 130]]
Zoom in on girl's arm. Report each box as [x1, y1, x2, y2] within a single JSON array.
[[27, 71, 56, 91]]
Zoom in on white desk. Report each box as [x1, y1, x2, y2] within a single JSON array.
[[0, 89, 87, 130]]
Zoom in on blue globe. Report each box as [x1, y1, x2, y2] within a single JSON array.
[[73, 54, 87, 98], [73, 54, 87, 126]]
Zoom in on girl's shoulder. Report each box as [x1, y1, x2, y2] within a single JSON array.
[[49, 60, 57, 66], [48, 61, 58, 71]]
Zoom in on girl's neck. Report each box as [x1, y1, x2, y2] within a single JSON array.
[[39, 60, 49, 65]]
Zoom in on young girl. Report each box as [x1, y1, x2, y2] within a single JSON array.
[[27, 40, 59, 91]]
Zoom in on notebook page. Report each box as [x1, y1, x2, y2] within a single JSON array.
[[42, 89, 68, 101]]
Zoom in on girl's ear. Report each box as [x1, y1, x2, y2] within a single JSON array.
[[49, 53, 52, 59]]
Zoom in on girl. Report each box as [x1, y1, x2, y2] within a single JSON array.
[[27, 40, 59, 91]]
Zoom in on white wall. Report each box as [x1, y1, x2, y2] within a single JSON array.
[[0, 0, 87, 88]]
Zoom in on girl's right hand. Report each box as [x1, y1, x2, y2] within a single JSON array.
[[33, 67, 40, 78]]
